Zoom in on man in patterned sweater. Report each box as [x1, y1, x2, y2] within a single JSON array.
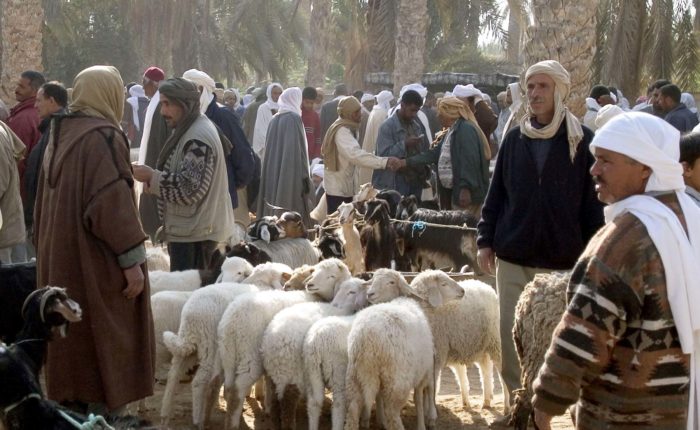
[[133, 78, 234, 271], [533, 112, 700, 430]]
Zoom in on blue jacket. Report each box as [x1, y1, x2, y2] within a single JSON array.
[[477, 122, 604, 269], [664, 103, 699, 132], [205, 98, 256, 209]]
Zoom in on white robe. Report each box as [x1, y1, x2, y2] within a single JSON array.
[[358, 106, 389, 186], [252, 102, 275, 160]]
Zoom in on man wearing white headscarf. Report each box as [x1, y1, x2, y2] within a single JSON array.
[[500, 81, 524, 143], [252, 82, 283, 160], [494, 89, 511, 144], [389, 83, 433, 140], [359, 90, 394, 186], [477, 61, 604, 420], [454, 84, 497, 151], [533, 112, 698, 430], [126, 84, 149, 147], [358, 93, 375, 145], [256, 87, 314, 226]]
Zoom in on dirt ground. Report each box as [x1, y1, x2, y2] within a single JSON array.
[[140, 365, 575, 430]]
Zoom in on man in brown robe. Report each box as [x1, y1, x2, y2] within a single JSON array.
[[34, 65, 155, 414]]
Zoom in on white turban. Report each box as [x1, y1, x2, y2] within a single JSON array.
[[361, 93, 374, 104], [126, 85, 145, 131], [682, 92, 698, 114], [182, 68, 216, 114], [453, 84, 482, 99], [277, 87, 302, 117], [374, 90, 394, 111], [520, 60, 584, 162], [508, 82, 523, 113], [591, 112, 700, 430], [311, 163, 324, 178], [399, 83, 427, 99], [594, 104, 623, 130], [266, 83, 283, 111]]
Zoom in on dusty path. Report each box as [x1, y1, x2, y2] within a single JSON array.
[[141, 365, 574, 429]]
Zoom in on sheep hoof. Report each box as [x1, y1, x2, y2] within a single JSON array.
[[482, 400, 492, 409]]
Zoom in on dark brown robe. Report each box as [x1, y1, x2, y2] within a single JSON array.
[[34, 115, 155, 410]]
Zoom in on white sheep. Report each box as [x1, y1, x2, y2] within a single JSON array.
[[150, 257, 254, 295], [303, 279, 370, 430], [217, 258, 352, 430], [282, 264, 315, 291], [151, 290, 195, 381], [160, 262, 293, 429], [251, 238, 321, 268], [337, 202, 365, 276], [344, 297, 436, 430], [261, 278, 368, 430], [367, 269, 509, 413], [146, 245, 170, 272]]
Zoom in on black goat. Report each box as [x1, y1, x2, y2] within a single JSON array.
[[315, 232, 345, 260], [0, 262, 37, 343], [375, 189, 402, 220], [359, 199, 399, 271]]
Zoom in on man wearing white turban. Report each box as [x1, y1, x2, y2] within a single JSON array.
[[358, 90, 394, 186], [533, 112, 698, 430], [252, 82, 283, 160], [477, 60, 604, 421], [454, 83, 498, 151]]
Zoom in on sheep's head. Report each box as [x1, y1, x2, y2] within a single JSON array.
[[396, 195, 418, 220], [354, 183, 378, 203], [337, 202, 357, 225], [304, 259, 352, 301], [277, 212, 307, 239], [219, 257, 254, 283], [283, 265, 315, 291], [243, 262, 293, 290], [316, 233, 345, 260], [366, 269, 411, 304], [331, 278, 369, 313], [21, 286, 82, 339], [410, 270, 465, 307], [364, 199, 390, 225]]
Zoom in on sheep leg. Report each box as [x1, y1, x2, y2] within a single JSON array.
[[382, 389, 406, 430], [254, 378, 265, 402], [413, 383, 426, 430], [225, 369, 262, 430], [192, 350, 216, 429], [424, 374, 437, 430], [263, 375, 274, 413], [343, 375, 363, 430], [307, 368, 326, 430], [204, 372, 224, 427], [478, 356, 494, 409], [330, 364, 348, 430], [450, 364, 471, 409], [360, 402, 371, 429], [267, 379, 282, 430], [160, 353, 187, 425], [498, 369, 511, 415], [280, 384, 301, 430]]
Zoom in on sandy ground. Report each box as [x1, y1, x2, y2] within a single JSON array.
[[139, 365, 575, 430]]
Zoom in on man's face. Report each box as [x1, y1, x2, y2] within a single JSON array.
[[399, 102, 420, 121], [143, 78, 158, 98], [350, 107, 362, 123], [271, 87, 282, 103], [597, 94, 614, 107], [35, 88, 60, 119], [651, 88, 663, 112], [160, 94, 186, 128], [526, 74, 556, 119], [656, 94, 674, 113], [15, 77, 37, 102], [682, 158, 700, 191], [223, 93, 236, 108], [302, 98, 315, 111], [590, 147, 651, 204]]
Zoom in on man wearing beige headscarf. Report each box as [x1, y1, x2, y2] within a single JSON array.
[[476, 60, 604, 425], [34, 65, 155, 415]]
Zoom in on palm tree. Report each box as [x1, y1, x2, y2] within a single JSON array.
[[601, 0, 646, 100], [505, 0, 525, 64], [523, 0, 599, 117], [305, 0, 332, 87], [1, 0, 45, 102], [393, 0, 428, 94]]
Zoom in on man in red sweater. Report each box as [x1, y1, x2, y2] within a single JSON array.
[[302, 86, 322, 161], [8, 70, 45, 187]]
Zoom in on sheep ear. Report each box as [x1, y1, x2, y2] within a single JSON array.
[[281, 272, 292, 282], [397, 276, 413, 297], [215, 272, 224, 283], [426, 287, 443, 307]]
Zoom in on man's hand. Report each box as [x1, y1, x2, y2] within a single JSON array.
[[386, 157, 405, 171], [534, 409, 553, 430], [458, 188, 472, 208], [132, 164, 154, 184], [477, 247, 496, 275], [122, 264, 145, 299]]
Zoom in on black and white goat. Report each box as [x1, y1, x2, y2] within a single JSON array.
[[395, 208, 481, 273], [247, 216, 284, 243]]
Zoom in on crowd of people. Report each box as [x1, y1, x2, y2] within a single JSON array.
[[0, 59, 698, 430]]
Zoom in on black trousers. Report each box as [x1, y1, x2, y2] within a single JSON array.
[[326, 195, 354, 215], [168, 240, 218, 271]]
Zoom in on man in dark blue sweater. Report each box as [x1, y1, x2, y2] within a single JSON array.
[[476, 60, 605, 425], [655, 83, 699, 132]]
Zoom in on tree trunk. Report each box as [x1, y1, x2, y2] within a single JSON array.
[[0, 0, 44, 105], [524, 0, 598, 117], [305, 0, 332, 88], [601, 0, 646, 101], [392, 0, 428, 94], [506, 0, 523, 64], [170, 0, 198, 77]]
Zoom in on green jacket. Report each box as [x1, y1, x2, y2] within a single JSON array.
[[406, 118, 489, 205]]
